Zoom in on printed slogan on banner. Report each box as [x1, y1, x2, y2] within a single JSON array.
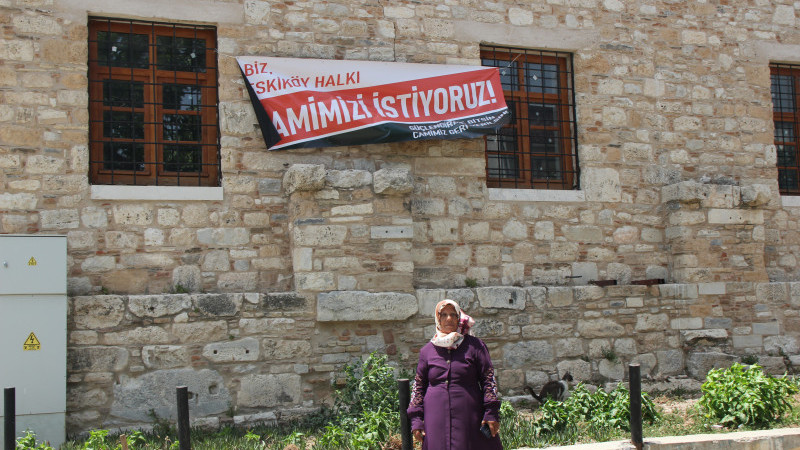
[[236, 57, 510, 150]]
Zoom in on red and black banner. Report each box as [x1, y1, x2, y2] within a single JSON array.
[[236, 56, 510, 150]]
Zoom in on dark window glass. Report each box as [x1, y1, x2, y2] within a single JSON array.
[[530, 130, 559, 154], [163, 114, 201, 141], [163, 144, 201, 172], [772, 74, 794, 113], [103, 80, 144, 107], [487, 154, 519, 179], [103, 111, 145, 139], [157, 36, 206, 72], [525, 63, 559, 94], [103, 142, 145, 171], [97, 31, 149, 68], [163, 84, 201, 111], [531, 157, 561, 179], [482, 58, 518, 91], [529, 103, 557, 126]]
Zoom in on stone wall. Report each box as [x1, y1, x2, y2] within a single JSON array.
[[67, 282, 800, 433], [3, 0, 800, 437]]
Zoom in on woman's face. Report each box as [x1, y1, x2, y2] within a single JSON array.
[[438, 304, 459, 334]]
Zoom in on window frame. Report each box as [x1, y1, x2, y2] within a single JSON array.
[[88, 18, 220, 187], [770, 63, 800, 195], [481, 46, 579, 190]]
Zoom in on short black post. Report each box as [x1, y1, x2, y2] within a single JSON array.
[[629, 364, 643, 450], [398, 379, 412, 450], [4, 388, 15, 450], [176, 386, 190, 450]]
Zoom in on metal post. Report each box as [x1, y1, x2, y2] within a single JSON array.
[[4, 388, 15, 450], [398, 379, 412, 450], [176, 386, 190, 450], [629, 364, 643, 450]]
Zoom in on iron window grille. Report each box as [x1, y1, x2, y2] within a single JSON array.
[[481, 46, 579, 190], [88, 18, 220, 186], [771, 63, 800, 195]]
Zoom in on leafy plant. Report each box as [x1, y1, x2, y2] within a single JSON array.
[[601, 347, 618, 363], [81, 429, 110, 450], [465, 277, 478, 288], [16, 430, 54, 450], [699, 363, 799, 428], [741, 354, 759, 365]]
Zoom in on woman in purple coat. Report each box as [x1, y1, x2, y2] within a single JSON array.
[[407, 299, 503, 450]]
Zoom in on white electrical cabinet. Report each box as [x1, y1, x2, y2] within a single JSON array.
[[0, 235, 67, 448]]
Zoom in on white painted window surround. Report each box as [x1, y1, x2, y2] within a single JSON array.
[[782, 196, 800, 207], [91, 185, 224, 201], [489, 188, 585, 203]]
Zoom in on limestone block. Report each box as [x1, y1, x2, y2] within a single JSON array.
[[203, 337, 259, 362], [384, 5, 414, 19], [111, 204, 153, 226], [244, 0, 271, 24], [557, 359, 591, 382], [573, 285, 604, 302], [197, 228, 251, 246], [238, 374, 301, 407], [430, 219, 459, 243], [547, 287, 573, 307], [612, 226, 639, 244], [503, 341, 554, 368], [670, 317, 703, 330], [202, 250, 230, 271], [732, 335, 762, 348], [416, 289, 445, 317], [283, 164, 326, 194], [599, 359, 624, 380], [472, 318, 504, 338], [502, 219, 528, 240], [534, 221, 554, 240], [67, 387, 108, 409], [296, 272, 336, 291], [195, 294, 242, 316], [40, 209, 79, 229], [81, 256, 116, 273], [582, 167, 620, 202], [509, 7, 533, 25], [326, 169, 372, 188], [764, 336, 799, 355], [773, 4, 796, 25], [740, 184, 772, 207], [521, 323, 574, 338], [502, 263, 524, 285], [659, 284, 698, 299], [464, 222, 490, 241], [632, 353, 657, 377], [172, 321, 228, 343], [119, 253, 175, 269], [141, 346, 190, 369], [704, 318, 732, 329], [172, 266, 202, 292], [445, 289, 477, 311], [636, 314, 669, 332], [607, 263, 632, 285], [707, 209, 764, 225], [317, 291, 417, 321], [756, 282, 789, 304], [263, 292, 306, 310], [68, 346, 129, 372], [752, 321, 780, 335], [555, 338, 584, 357], [332, 203, 374, 216], [423, 18, 454, 38], [475, 245, 500, 265], [447, 245, 472, 267], [411, 198, 445, 215], [373, 167, 413, 195], [577, 319, 625, 338], [13, 15, 61, 35], [370, 225, 413, 239], [293, 225, 347, 246], [220, 102, 257, 135], [682, 329, 728, 344], [686, 352, 737, 378], [72, 296, 125, 329], [563, 225, 603, 243], [25, 155, 63, 174], [111, 369, 229, 421], [476, 287, 526, 310], [239, 318, 295, 335], [656, 350, 684, 375], [264, 339, 312, 360], [525, 287, 547, 308], [104, 326, 170, 345], [0, 40, 34, 61], [550, 242, 579, 261], [217, 272, 257, 291]]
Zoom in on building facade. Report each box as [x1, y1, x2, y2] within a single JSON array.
[[3, 0, 800, 435]]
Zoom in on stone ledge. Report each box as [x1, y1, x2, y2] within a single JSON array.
[[316, 291, 417, 321]]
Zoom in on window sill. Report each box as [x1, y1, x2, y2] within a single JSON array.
[[488, 188, 585, 202], [91, 185, 223, 201], [782, 195, 800, 207]]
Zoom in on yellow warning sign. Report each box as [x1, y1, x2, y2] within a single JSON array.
[[27, 257, 37, 266], [23, 332, 41, 351]]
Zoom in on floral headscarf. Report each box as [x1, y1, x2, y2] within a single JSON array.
[[431, 299, 475, 349]]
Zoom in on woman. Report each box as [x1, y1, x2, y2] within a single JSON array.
[[407, 299, 503, 450]]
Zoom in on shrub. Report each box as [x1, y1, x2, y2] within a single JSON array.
[[699, 363, 799, 428], [16, 430, 54, 450]]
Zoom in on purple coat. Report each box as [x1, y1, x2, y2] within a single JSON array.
[[407, 335, 503, 450]]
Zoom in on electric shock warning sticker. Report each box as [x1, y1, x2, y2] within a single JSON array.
[[236, 57, 510, 150], [23, 332, 41, 351]]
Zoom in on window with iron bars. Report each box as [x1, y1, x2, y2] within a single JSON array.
[[771, 63, 800, 195], [88, 18, 220, 186], [481, 46, 579, 190]]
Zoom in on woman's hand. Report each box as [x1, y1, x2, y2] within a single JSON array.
[[482, 420, 500, 437], [413, 429, 425, 442]]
